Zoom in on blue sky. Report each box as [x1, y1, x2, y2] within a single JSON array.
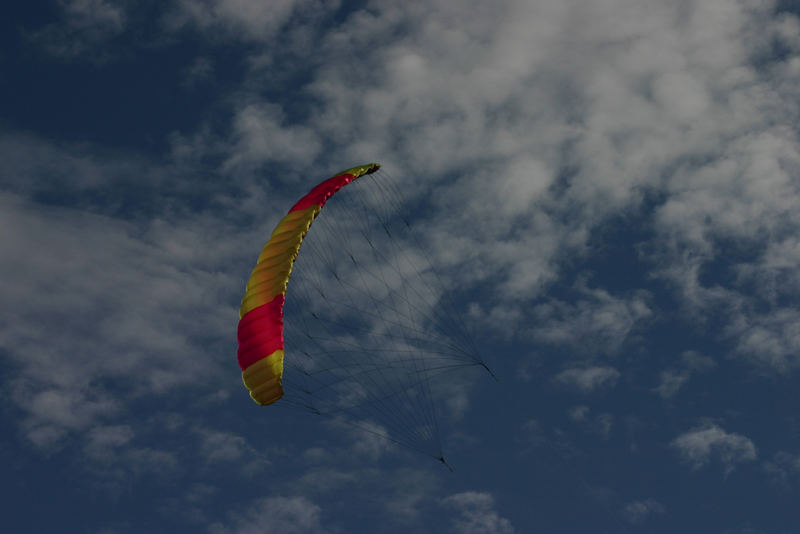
[[2, 1, 800, 533]]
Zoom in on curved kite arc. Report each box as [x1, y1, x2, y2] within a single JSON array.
[[237, 163, 381, 405]]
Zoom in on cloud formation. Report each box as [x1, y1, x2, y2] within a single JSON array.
[[209, 496, 322, 534], [442, 492, 515, 534], [672, 423, 757, 473], [555, 366, 621, 393], [27, 0, 128, 59], [622, 498, 665, 525]]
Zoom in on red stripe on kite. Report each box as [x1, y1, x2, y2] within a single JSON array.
[[237, 294, 285, 370], [289, 173, 356, 212]]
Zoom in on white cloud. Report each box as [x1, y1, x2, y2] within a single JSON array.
[[83, 425, 135, 462], [654, 350, 715, 399], [442, 491, 514, 534], [286, 465, 439, 524], [672, 423, 757, 473], [567, 406, 613, 438], [0, 131, 140, 193], [650, 125, 800, 370], [166, 0, 323, 42], [531, 286, 652, 355], [344, 419, 392, 462], [728, 307, 800, 371], [383, 469, 440, 522], [26, 0, 786, 385], [682, 351, 716, 372], [14, 386, 120, 450], [224, 103, 322, 171], [27, 0, 128, 59], [181, 57, 215, 88], [197, 429, 258, 464], [0, 186, 245, 452], [79, 422, 179, 484], [291, 467, 358, 495], [654, 369, 690, 399], [593, 413, 613, 440], [763, 451, 800, 487], [555, 366, 620, 393], [623, 498, 665, 525], [568, 406, 589, 422], [160, 483, 219, 525], [124, 447, 179, 476], [209, 496, 322, 534], [267, 0, 800, 378]]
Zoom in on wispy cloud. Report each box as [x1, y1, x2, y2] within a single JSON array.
[[165, 0, 321, 42], [441, 491, 514, 534], [26, 0, 128, 60], [653, 350, 715, 399], [555, 366, 620, 393], [209, 496, 323, 534], [763, 451, 800, 487], [568, 406, 614, 439], [530, 285, 652, 355], [285, 463, 442, 524], [196, 428, 268, 470], [224, 102, 322, 171], [672, 423, 757, 474], [0, 184, 243, 453], [622, 498, 665, 525]]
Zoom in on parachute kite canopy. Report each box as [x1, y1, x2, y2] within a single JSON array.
[[237, 163, 490, 463], [237, 163, 380, 405]]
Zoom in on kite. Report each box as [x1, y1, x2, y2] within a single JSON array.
[[236, 163, 490, 462], [237, 163, 381, 405]]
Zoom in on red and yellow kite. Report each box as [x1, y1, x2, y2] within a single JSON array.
[[236, 163, 381, 405]]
